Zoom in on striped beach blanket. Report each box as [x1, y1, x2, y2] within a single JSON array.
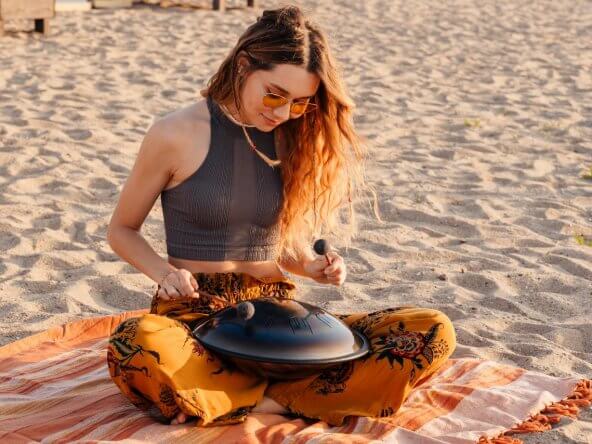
[[0, 311, 590, 443]]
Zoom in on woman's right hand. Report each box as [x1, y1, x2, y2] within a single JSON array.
[[157, 268, 200, 300]]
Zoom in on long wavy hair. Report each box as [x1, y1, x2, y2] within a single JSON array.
[[200, 5, 381, 262]]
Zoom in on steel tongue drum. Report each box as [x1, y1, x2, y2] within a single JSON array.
[[192, 239, 370, 380]]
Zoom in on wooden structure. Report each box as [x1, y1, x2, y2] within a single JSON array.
[[213, 0, 257, 11], [55, 0, 92, 12], [0, 0, 55, 36], [92, 0, 133, 8]]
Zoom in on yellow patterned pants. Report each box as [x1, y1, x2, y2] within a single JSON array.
[[107, 272, 456, 426]]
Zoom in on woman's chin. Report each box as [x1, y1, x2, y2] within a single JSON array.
[[255, 123, 274, 132], [259, 113, 281, 131]]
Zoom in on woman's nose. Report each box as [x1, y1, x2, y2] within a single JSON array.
[[272, 103, 291, 121]]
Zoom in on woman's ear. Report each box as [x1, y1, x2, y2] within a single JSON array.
[[236, 51, 251, 74]]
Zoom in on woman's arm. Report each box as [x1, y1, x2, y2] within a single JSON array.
[[107, 119, 179, 285], [277, 239, 347, 286], [277, 254, 314, 278], [276, 238, 316, 278]]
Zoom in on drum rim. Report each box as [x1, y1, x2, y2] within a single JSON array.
[[192, 328, 370, 365]]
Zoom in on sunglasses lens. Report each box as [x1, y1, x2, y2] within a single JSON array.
[[291, 102, 308, 114], [293, 102, 317, 115], [263, 92, 317, 116], [263, 93, 288, 108]]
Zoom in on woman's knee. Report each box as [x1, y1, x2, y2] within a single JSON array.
[[110, 316, 142, 342], [110, 314, 190, 349], [424, 308, 456, 360], [385, 307, 456, 363], [108, 314, 194, 382]]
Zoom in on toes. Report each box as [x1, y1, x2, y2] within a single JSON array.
[[170, 412, 187, 425]]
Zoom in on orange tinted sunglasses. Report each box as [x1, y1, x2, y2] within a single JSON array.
[[262, 92, 317, 115]]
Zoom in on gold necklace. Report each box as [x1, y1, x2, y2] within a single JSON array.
[[219, 103, 281, 168]]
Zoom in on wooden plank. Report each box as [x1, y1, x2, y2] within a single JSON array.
[[55, 0, 91, 12], [92, 0, 132, 8], [0, 0, 55, 20]]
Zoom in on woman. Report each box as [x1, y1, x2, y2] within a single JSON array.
[[107, 5, 456, 428]]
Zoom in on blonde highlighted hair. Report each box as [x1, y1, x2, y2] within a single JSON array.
[[201, 5, 381, 262]]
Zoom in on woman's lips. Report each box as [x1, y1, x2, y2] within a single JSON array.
[[261, 114, 280, 125]]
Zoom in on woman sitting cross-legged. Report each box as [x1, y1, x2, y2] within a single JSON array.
[[106, 5, 456, 427]]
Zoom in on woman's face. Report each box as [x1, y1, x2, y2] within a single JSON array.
[[238, 63, 321, 132]]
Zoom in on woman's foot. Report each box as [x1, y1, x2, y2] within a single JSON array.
[[170, 411, 189, 425], [170, 397, 289, 425], [251, 396, 289, 414]]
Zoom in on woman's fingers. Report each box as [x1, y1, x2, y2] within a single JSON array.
[[320, 252, 346, 286], [178, 271, 199, 298], [178, 277, 195, 297], [325, 250, 339, 264], [306, 254, 346, 286], [189, 275, 200, 297], [162, 284, 181, 300], [313, 257, 329, 274], [157, 270, 200, 300], [324, 256, 343, 275]]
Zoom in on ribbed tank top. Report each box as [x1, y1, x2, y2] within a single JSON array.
[[159, 95, 283, 261]]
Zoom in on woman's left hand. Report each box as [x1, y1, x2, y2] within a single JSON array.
[[303, 251, 347, 286]]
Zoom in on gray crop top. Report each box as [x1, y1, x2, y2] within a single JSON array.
[[159, 95, 283, 261]]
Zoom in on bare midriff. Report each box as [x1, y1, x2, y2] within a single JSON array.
[[167, 257, 287, 281]]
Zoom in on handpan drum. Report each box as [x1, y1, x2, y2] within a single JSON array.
[[192, 297, 369, 380]]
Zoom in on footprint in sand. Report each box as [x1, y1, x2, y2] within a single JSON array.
[[0, 231, 20, 251], [90, 178, 116, 190], [32, 214, 62, 230], [63, 129, 92, 140], [100, 112, 125, 122], [451, 272, 500, 295]]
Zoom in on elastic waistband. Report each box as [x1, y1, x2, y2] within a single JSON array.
[[191, 271, 292, 284], [189, 272, 297, 297]]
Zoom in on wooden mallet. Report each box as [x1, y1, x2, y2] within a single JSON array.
[[313, 239, 333, 266]]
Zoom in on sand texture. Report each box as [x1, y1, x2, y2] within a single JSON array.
[[0, 1, 591, 441]]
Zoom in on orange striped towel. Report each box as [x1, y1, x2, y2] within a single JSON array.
[[0, 311, 590, 443]]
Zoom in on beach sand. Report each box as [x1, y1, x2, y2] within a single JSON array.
[[0, 0, 591, 441]]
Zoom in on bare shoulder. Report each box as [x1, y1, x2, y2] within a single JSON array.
[[107, 99, 211, 233], [156, 99, 210, 152], [154, 99, 211, 189]]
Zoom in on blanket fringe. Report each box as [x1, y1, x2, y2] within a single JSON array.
[[477, 379, 592, 444]]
